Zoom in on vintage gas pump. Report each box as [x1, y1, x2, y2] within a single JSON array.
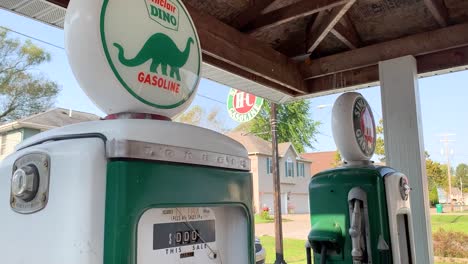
[[306, 92, 416, 264], [0, 0, 255, 263]]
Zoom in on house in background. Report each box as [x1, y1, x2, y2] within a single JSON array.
[[0, 108, 100, 159], [301, 151, 337, 176], [227, 132, 312, 214]]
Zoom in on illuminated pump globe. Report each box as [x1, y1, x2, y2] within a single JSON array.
[[64, 0, 202, 118], [331, 92, 376, 163]]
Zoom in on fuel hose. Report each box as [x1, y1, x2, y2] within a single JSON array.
[[321, 244, 327, 264]]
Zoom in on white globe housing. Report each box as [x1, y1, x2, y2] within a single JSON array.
[[64, 0, 201, 118], [332, 92, 376, 163]]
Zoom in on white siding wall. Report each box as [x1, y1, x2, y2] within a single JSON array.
[[0, 131, 22, 160], [253, 147, 312, 214]]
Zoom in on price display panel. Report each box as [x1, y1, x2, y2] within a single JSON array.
[[138, 207, 220, 263]]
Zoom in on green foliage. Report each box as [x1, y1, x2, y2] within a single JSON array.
[[427, 159, 448, 190], [455, 163, 468, 192], [429, 185, 439, 206], [332, 150, 342, 168], [176, 105, 226, 132], [375, 119, 385, 160], [260, 210, 271, 221], [238, 100, 320, 153], [0, 29, 59, 122]]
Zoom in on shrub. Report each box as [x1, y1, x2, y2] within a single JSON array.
[[429, 186, 439, 206], [433, 229, 468, 258], [260, 206, 270, 220]]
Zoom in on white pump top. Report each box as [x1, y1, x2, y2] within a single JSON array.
[[332, 92, 376, 163], [64, 0, 202, 118]]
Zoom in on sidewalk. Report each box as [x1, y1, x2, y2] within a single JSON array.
[[255, 214, 310, 240]]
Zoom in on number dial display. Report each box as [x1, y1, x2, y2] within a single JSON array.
[[138, 207, 219, 263]]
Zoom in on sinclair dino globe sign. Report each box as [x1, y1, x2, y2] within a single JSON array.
[[101, 0, 201, 109], [227, 89, 264, 123], [64, 0, 201, 118]]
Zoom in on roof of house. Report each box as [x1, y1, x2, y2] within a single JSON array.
[[226, 132, 272, 156], [0, 108, 101, 133], [301, 151, 337, 175], [226, 132, 310, 162]]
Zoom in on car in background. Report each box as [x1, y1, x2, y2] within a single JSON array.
[[255, 237, 266, 264]]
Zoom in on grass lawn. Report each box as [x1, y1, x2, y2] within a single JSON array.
[[259, 235, 462, 264], [257, 215, 467, 264], [259, 236, 308, 264], [431, 215, 468, 234], [254, 214, 292, 224]]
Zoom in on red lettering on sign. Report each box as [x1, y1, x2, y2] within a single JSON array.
[[233, 90, 256, 114], [151, 0, 176, 13], [136, 71, 180, 95], [360, 107, 375, 145]]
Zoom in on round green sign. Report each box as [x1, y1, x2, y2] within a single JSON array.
[[100, 0, 201, 109], [227, 89, 264, 123]]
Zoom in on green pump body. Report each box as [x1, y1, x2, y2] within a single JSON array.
[[308, 165, 397, 264]]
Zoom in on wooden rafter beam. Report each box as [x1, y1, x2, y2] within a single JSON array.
[[424, 0, 449, 27], [45, 0, 68, 8], [307, 0, 356, 53], [185, 5, 307, 95], [243, 0, 348, 33], [231, 0, 276, 29], [330, 15, 361, 49], [44, 0, 307, 95], [306, 45, 468, 94], [301, 23, 468, 79]]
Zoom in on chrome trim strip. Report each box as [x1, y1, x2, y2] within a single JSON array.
[[106, 139, 251, 171]]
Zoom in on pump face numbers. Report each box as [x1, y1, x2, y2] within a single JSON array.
[[138, 207, 220, 263]]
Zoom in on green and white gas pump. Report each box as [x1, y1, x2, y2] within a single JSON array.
[[306, 92, 416, 264], [0, 0, 255, 263]]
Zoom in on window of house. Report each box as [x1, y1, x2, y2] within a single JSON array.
[[285, 158, 294, 177], [267, 157, 273, 174], [297, 162, 305, 177]]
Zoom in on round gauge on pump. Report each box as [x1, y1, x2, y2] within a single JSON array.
[[65, 0, 202, 118], [332, 92, 376, 163], [138, 207, 220, 263]]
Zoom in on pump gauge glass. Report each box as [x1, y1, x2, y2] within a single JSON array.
[[138, 207, 221, 263]]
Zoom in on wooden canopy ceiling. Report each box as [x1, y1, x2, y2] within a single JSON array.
[[29, 0, 468, 99]]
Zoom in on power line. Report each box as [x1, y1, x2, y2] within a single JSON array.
[[197, 93, 226, 105], [0, 26, 64, 50], [0, 26, 231, 106]]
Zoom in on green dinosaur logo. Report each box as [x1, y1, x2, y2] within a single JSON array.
[[100, 0, 201, 110], [113, 33, 194, 81]]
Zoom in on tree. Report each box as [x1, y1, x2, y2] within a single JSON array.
[[0, 29, 59, 122], [176, 105, 226, 132], [375, 119, 385, 160], [332, 150, 342, 168], [236, 100, 320, 153], [455, 163, 468, 192], [426, 158, 446, 190]]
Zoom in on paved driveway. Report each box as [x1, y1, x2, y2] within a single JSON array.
[[255, 214, 310, 240]]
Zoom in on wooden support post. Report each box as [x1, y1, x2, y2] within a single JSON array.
[[271, 102, 287, 264], [379, 56, 434, 264]]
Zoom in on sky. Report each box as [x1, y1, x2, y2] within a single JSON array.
[[1, 9, 467, 167]]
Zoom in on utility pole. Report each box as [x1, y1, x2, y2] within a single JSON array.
[[440, 133, 455, 212], [270, 102, 286, 264]]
